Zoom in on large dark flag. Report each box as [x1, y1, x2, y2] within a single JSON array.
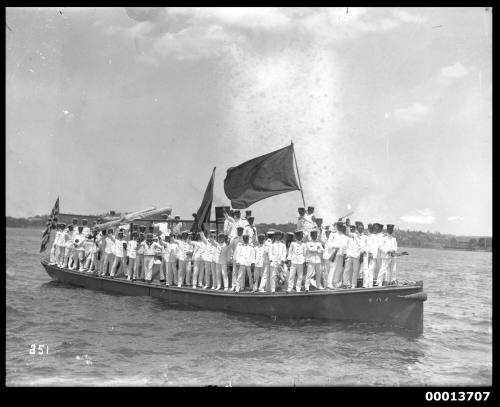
[[224, 144, 300, 209], [191, 167, 216, 234], [40, 196, 60, 253]]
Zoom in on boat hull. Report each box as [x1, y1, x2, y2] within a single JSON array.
[[41, 260, 426, 333]]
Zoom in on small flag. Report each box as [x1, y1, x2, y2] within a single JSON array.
[[40, 196, 60, 253]]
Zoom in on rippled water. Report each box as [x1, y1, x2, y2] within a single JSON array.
[[6, 227, 492, 386]]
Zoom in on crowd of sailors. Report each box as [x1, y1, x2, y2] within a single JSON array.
[[48, 206, 399, 293]]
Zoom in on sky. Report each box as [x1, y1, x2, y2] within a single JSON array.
[[6, 7, 492, 235]]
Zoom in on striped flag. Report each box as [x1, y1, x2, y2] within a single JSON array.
[[40, 197, 60, 253]]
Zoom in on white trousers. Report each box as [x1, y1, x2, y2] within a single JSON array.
[[55, 245, 65, 266], [164, 261, 177, 285], [364, 257, 377, 288], [192, 259, 203, 287], [134, 254, 144, 279], [305, 263, 321, 290], [343, 257, 360, 288], [177, 260, 188, 287], [231, 261, 238, 289], [101, 253, 114, 276], [328, 255, 344, 288], [204, 260, 213, 288], [288, 263, 304, 292], [143, 255, 155, 281], [216, 263, 228, 289], [253, 266, 263, 291], [110, 256, 126, 277], [258, 263, 271, 291], [49, 244, 57, 264], [237, 265, 252, 292], [377, 257, 397, 285], [63, 247, 73, 268], [127, 257, 135, 278], [84, 252, 97, 272], [210, 262, 217, 288]]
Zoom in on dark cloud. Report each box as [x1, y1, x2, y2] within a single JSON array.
[[125, 7, 165, 22]]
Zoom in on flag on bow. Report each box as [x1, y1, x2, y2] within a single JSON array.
[[224, 144, 300, 209], [40, 196, 60, 253], [191, 167, 216, 234]]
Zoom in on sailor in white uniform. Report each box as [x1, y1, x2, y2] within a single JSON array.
[[223, 209, 235, 238], [139, 233, 163, 282], [190, 233, 205, 288], [229, 226, 245, 290], [328, 222, 347, 288], [252, 234, 267, 291], [172, 216, 183, 237], [100, 229, 116, 276], [364, 224, 379, 288], [377, 224, 398, 286], [62, 225, 75, 268], [154, 213, 172, 240], [268, 231, 287, 293], [244, 216, 258, 245], [304, 229, 324, 292], [110, 230, 127, 277], [287, 230, 307, 292], [126, 231, 138, 280], [258, 231, 274, 292], [174, 231, 190, 287], [72, 226, 86, 271], [234, 234, 255, 292], [81, 219, 91, 237]]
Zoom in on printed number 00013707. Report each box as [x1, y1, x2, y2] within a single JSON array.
[[425, 392, 490, 402]]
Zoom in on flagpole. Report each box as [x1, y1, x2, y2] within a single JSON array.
[[291, 141, 306, 208]]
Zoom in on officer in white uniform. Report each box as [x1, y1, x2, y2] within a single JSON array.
[[287, 230, 307, 292]]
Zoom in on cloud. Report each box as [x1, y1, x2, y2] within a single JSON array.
[[400, 208, 436, 224], [394, 103, 429, 122], [447, 216, 464, 221], [108, 7, 429, 62], [392, 9, 428, 24], [440, 62, 469, 79]]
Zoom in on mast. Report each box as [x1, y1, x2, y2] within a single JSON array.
[[291, 141, 306, 208]]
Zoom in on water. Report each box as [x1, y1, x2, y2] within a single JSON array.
[[6, 227, 492, 386]]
